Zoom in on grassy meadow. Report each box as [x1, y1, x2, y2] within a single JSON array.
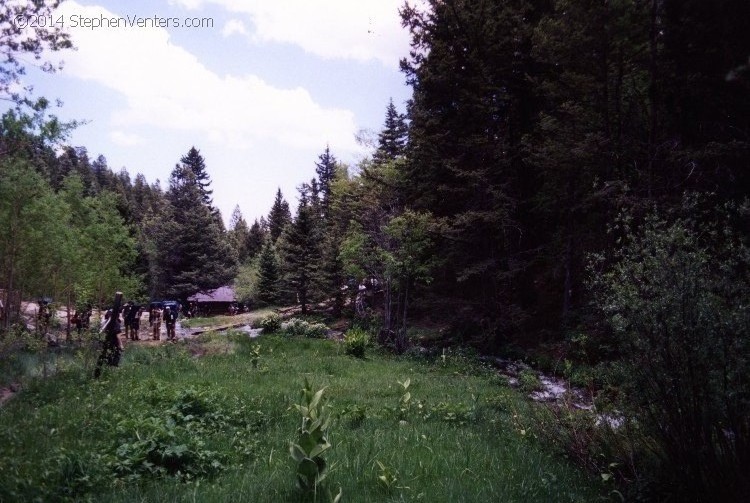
[[0, 331, 610, 502]]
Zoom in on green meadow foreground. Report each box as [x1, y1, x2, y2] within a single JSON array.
[[0, 332, 608, 502]]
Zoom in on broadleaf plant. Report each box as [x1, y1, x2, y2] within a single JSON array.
[[290, 378, 334, 495]]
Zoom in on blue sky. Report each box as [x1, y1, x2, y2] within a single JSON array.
[[19, 0, 414, 224]]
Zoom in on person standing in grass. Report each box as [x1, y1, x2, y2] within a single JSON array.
[[129, 304, 141, 340], [121, 301, 134, 340], [164, 305, 177, 341], [151, 305, 162, 341], [95, 292, 124, 378], [37, 300, 52, 337], [72, 310, 83, 338]]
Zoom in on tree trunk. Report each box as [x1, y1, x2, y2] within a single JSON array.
[[382, 280, 393, 345], [300, 285, 307, 315]]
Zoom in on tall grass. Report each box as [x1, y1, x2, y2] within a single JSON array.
[[0, 332, 608, 502]]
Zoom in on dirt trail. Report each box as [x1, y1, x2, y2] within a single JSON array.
[[0, 384, 19, 406], [120, 311, 264, 348]]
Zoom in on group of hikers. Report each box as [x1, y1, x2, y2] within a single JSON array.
[[40, 292, 247, 378], [94, 296, 180, 377], [59, 299, 180, 343], [102, 301, 180, 342]]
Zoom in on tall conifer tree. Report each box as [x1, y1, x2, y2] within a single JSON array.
[[158, 163, 236, 300], [180, 146, 213, 207], [267, 188, 291, 242], [401, 0, 540, 336], [257, 240, 280, 304], [279, 192, 321, 314], [245, 219, 266, 259], [228, 205, 250, 263], [373, 99, 408, 164], [314, 146, 337, 220]]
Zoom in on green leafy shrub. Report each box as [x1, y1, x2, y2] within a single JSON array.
[[281, 318, 305, 336], [568, 365, 597, 390], [351, 311, 381, 335], [289, 378, 334, 494], [343, 327, 370, 358], [590, 196, 750, 501], [305, 323, 328, 339], [259, 313, 281, 333], [281, 318, 328, 338], [338, 403, 368, 428], [107, 385, 266, 483], [112, 415, 226, 481]]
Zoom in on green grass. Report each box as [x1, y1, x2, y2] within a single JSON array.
[[0, 332, 609, 502]]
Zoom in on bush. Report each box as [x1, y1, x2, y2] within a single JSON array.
[[281, 318, 328, 338], [343, 328, 370, 358], [109, 386, 265, 482], [305, 323, 328, 339], [259, 313, 281, 333], [518, 369, 542, 394], [590, 196, 750, 501]]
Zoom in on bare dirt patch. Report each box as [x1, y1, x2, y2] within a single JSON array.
[[0, 383, 20, 407]]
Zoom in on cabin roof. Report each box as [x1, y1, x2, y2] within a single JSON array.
[[187, 286, 236, 303]]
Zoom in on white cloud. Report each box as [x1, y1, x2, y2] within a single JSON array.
[[167, 0, 204, 9], [110, 130, 144, 146], [54, 2, 360, 153], [221, 18, 247, 37], [172, 0, 412, 67]]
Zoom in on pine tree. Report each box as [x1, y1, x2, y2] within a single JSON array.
[[158, 164, 236, 300], [228, 205, 250, 262], [320, 226, 345, 317], [527, 0, 639, 324], [180, 146, 213, 207], [373, 99, 408, 164], [55, 146, 94, 194], [317, 164, 351, 318], [314, 146, 337, 220], [309, 178, 322, 220], [401, 0, 542, 337], [91, 155, 111, 192], [279, 192, 321, 314], [267, 188, 291, 242], [245, 218, 266, 259], [257, 240, 280, 304]]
